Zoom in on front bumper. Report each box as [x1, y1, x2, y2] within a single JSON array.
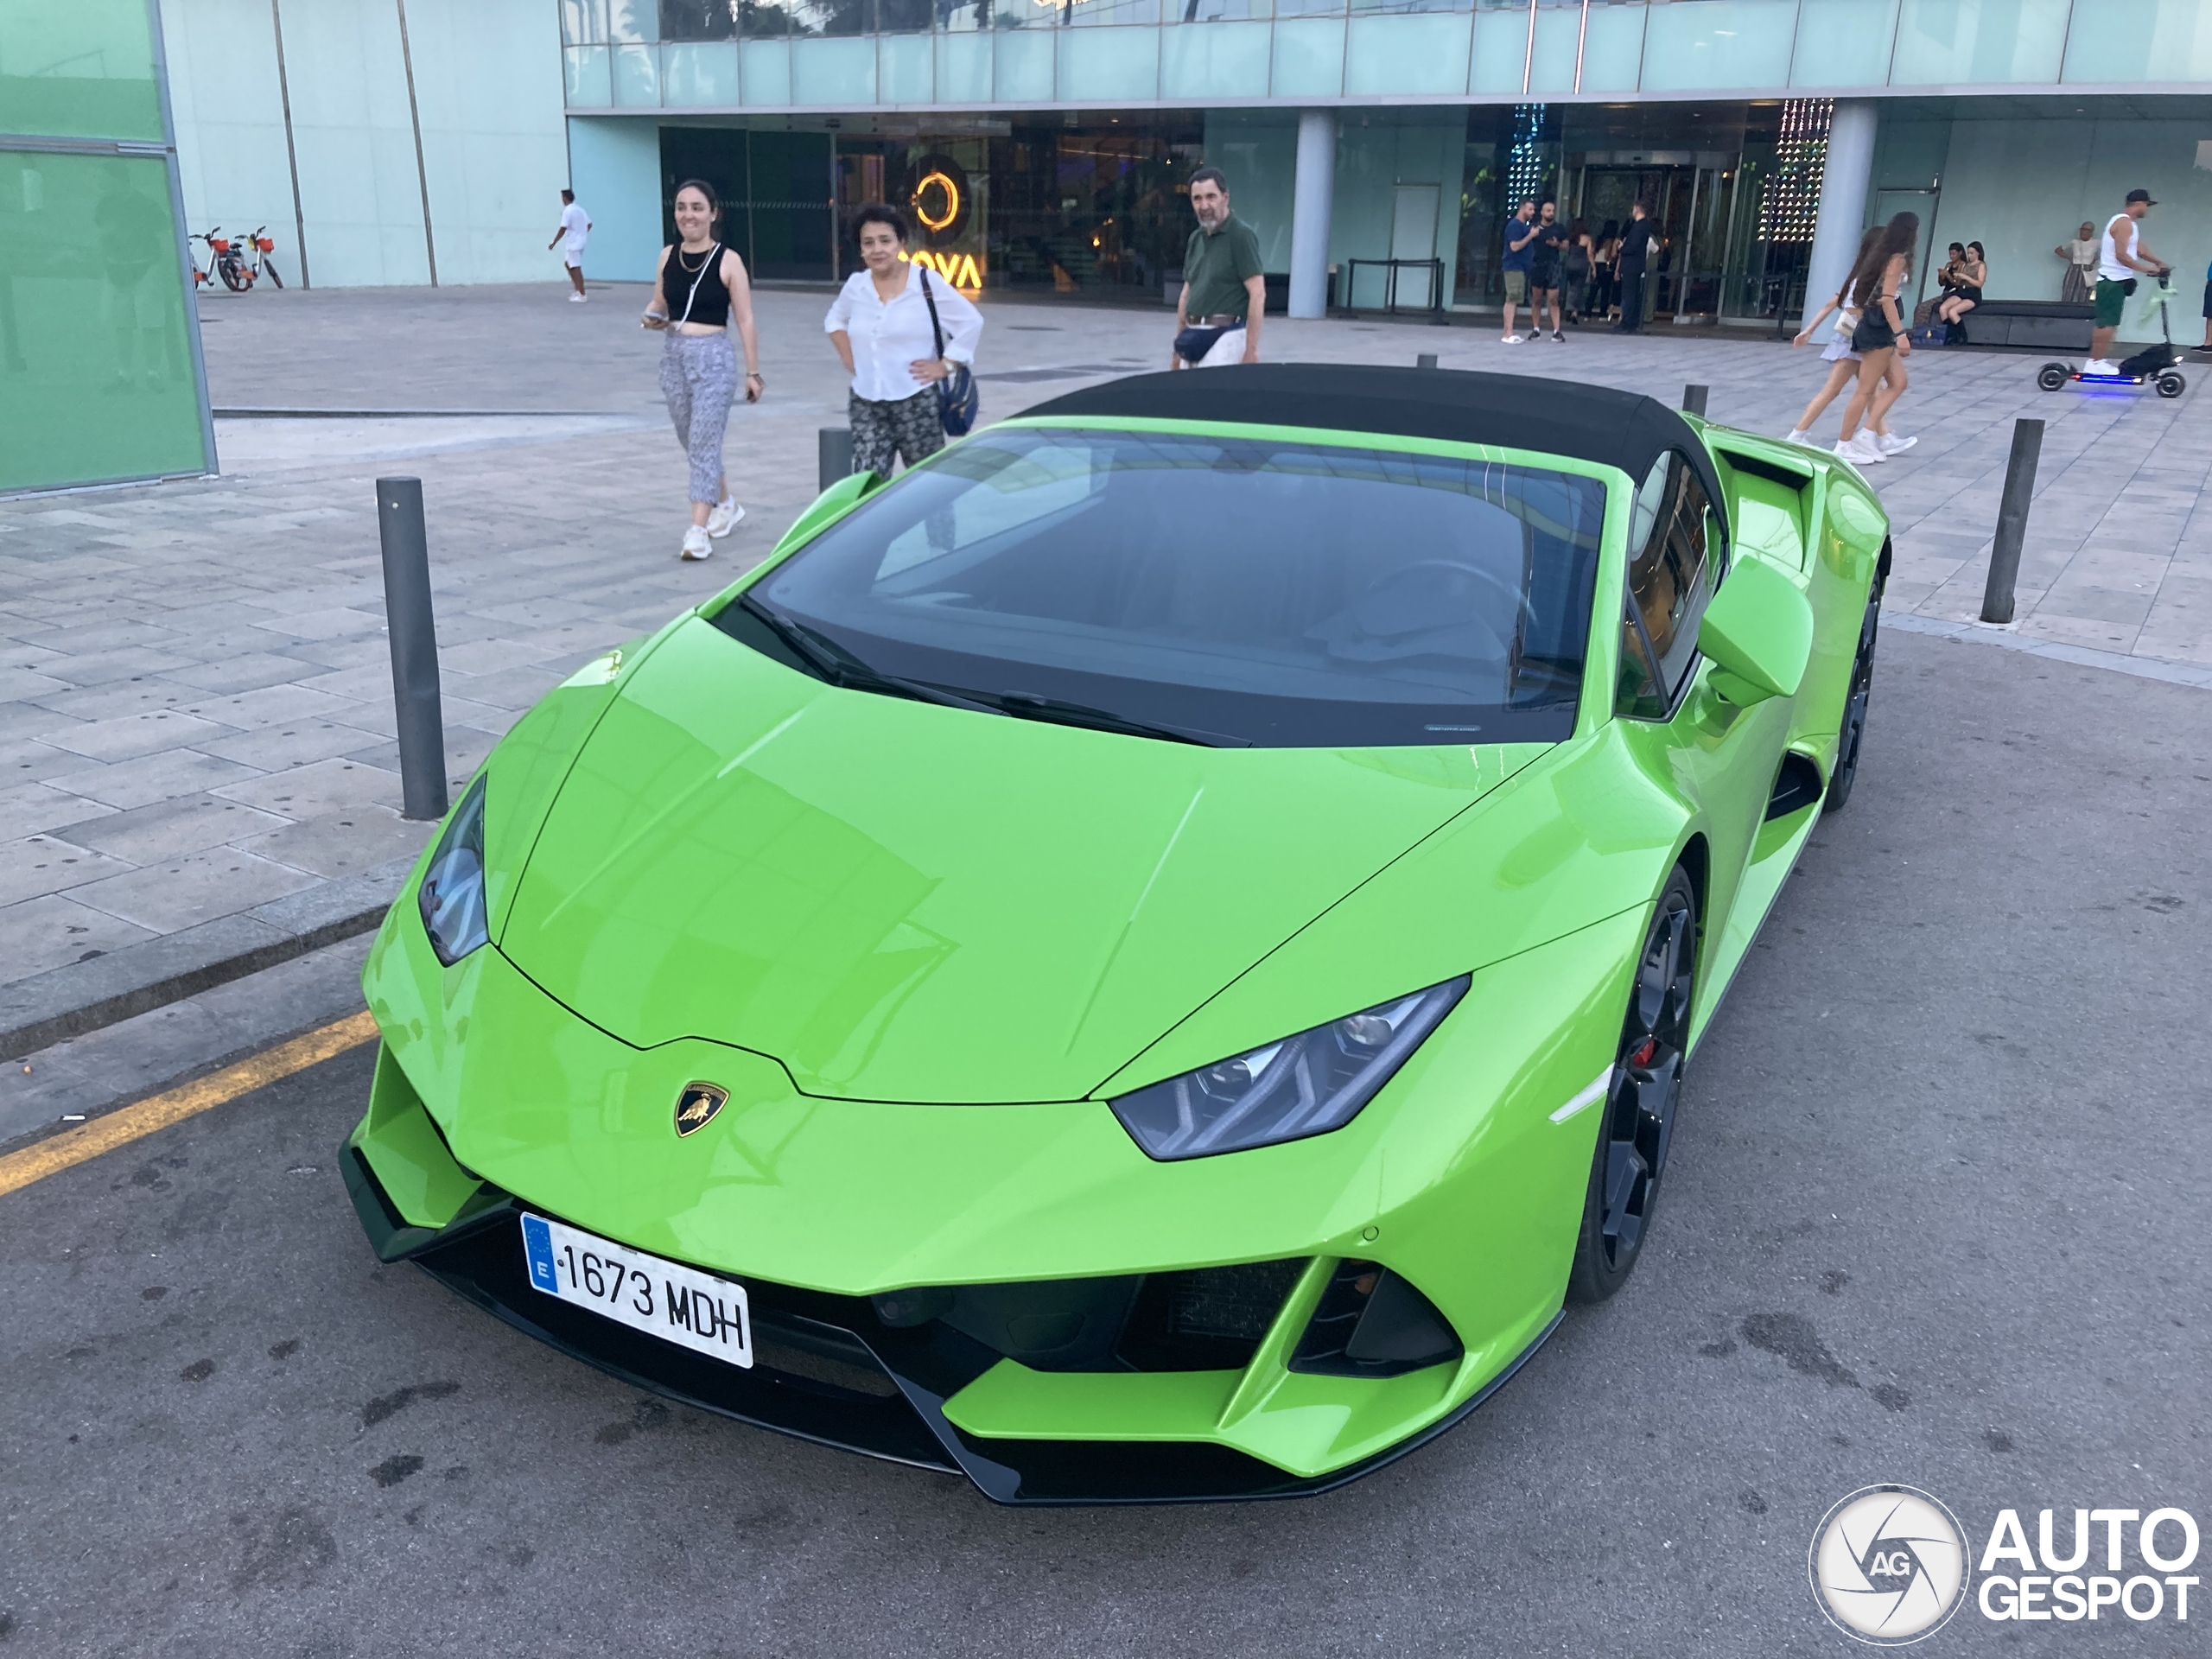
[[343, 1137, 1559, 1503]]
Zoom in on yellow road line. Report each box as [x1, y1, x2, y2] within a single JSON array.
[[0, 1010, 379, 1200]]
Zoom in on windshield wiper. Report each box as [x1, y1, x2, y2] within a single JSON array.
[[985, 690, 1250, 748], [735, 595, 1003, 716]]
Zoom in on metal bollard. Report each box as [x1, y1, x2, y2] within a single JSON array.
[[1416, 353, 1439, 371], [375, 477, 448, 822], [818, 427, 855, 491], [1681, 384, 1708, 417], [1980, 417, 2044, 625]]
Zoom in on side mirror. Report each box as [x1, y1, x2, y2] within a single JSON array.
[[768, 468, 883, 559], [1697, 555, 1813, 705]]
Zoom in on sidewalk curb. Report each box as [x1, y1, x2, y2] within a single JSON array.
[[0, 858, 414, 1060]]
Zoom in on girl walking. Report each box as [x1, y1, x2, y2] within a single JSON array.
[[641, 179, 762, 562], [1783, 225, 1914, 459], [1833, 213, 1918, 468], [824, 203, 982, 478]]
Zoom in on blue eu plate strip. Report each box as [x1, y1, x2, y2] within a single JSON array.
[[520, 1213, 559, 1294]]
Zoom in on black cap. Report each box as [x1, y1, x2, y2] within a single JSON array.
[[2126, 188, 2157, 206]]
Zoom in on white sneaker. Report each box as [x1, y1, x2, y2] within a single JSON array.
[[680, 525, 713, 561], [1875, 431, 1917, 454], [2082, 359, 2115, 375], [1501, 334, 1523, 345], [569, 291, 587, 303], [705, 498, 745, 538], [1834, 434, 1884, 466], [1784, 428, 1812, 445]]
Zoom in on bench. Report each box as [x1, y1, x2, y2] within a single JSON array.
[[1948, 299, 2094, 351]]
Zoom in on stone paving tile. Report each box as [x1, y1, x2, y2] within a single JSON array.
[[43, 748, 264, 812], [0, 835, 135, 908], [162, 653, 331, 696], [65, 844, 321, 934], [34, 709, 241, 765], [0, 783, 114, 843], [0, 667, 70, 700], [0, 891, 160, 982], [0, 740, 92, 787], [174, 682, 365, 730], [196, 720, 387, 772], [238, 810, 433, 880], [209, 756, 405, 819], [47, 793, 289, 864]]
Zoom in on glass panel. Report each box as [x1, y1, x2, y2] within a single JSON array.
[[1067, 0, 1162, 22], [0, 0, 163, 142], [879, 0, 936, 31], [1351, 0, 1458, 14], [1058, 26, 1160, 98], [1573, 3, 1647, 92], [608, 0, 662, 40], [1624, 455, 1713, 702], [0, 150, 208, 492], [1161, 18, 1272, 99], [941, 0, 991, 29], [1527, 5, 1583, 93], [2064, 0, 2212, 82], [936, 30, 993, 96], [1891, 0, 2069, 85], [993, 27, 1054, 98], [791, 35, 876, 100], [1346, 13, 1471, 95], [790, 0, 874, 35], [741, 0, 791, 37], [664, 40, 741, 100], [564, 43, 615, 104], [878, 31, 934, 99], [611, 41, 662, 103], [1270, 16, 1346, 95], [1177, 0, 1273, 17], [661, 0, 739, 39], [740, 38, 792, 100], [1275, 0, 1344, 13], [562, 0, 613, 45], [1468, 7, 1533, 95], [1639, 0, 1799, 92], [1791, 0, 1898, 87], [749, 427, 1607, 748]]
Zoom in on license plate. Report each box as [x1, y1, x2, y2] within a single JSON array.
[[519, 1213, 753, 1369]]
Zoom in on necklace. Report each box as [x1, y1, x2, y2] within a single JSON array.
[[677, 244, 712, 273]]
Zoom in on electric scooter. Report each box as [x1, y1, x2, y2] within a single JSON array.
[[2038, 271, 2186, 397]]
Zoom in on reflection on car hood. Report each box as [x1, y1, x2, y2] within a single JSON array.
[[498, 617, 1547, 1103]]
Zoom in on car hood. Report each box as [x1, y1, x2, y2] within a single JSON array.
[[498, 616, 1546, 1103]]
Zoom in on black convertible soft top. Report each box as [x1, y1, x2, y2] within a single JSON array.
[[1023, 362, 1728, 531]]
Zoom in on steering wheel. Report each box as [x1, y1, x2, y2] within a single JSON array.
[[1346, 558, 1528, 657]]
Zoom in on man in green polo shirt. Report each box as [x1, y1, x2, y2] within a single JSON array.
[[1173, 166, 1264, 368]]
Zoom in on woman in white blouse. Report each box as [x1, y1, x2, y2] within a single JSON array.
[[824, 204, 984, 477]]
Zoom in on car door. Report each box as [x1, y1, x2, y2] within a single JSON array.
[[1611, 450, 1793, 960]]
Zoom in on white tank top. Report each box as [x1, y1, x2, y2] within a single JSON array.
[[2098, 213, 2134, 282]]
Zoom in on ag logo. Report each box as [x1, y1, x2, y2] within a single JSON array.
[[1810, 1485, 1971, 1644], [673, 1081, 729, 1138]]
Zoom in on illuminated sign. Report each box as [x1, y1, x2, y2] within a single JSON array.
[[901, 248, 983, 289], [914, 170, 960, 234]]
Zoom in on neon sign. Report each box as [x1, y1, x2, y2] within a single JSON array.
[[900, 248, 983, 289], [913, 170, 960, 234]]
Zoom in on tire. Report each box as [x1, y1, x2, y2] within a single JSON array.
[[2037, 364, 2069, 391], [2157, 372, 2184, 398], [1823, 583, 1882, 813], [1567, 868, 1696, 1306], [219, 258, 248, 293], [264, 260, 283, 289]]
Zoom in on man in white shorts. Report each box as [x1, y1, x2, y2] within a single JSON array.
[[549, 189, 591, 302]]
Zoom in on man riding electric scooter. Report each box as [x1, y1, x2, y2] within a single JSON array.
[[2088, 189, 2166, 376]]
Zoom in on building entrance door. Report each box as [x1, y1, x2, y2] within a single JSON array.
[[1576, 162, 1734, 321]]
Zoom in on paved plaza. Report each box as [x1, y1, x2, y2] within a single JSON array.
[[3, 282, 2209, 1058]]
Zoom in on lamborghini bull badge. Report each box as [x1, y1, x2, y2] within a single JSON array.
[[673, 1081, 729, 1137]]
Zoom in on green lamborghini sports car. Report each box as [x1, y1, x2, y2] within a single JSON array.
[[344, 365, 1890, 1503]]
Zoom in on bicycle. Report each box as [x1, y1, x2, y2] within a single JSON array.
[[239, 226, 284, 289], [192, 226, 283, 292]]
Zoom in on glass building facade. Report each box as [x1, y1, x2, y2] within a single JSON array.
[[1, 0, 213, 494]]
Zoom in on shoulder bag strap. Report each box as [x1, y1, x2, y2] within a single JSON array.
[[918, 265, 945, 360]]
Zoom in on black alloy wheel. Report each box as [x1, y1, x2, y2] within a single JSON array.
[[1567, 868, 1696, 1305], [1823, 582, 1883, 813]]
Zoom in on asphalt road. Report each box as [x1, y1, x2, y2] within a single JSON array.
[[1, 628, 2204, 1657]]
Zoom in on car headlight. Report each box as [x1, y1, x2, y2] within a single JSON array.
[[1109, 976, 1470, 1160], [417, 776, 488, 966]]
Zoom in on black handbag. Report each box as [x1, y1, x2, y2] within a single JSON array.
[[917, 267, 978, 438]]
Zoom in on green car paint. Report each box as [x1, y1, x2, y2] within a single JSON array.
[[351, 407, 1888, 1491]]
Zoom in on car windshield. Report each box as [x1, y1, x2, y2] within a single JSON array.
[[732, 426, 1608, 747]]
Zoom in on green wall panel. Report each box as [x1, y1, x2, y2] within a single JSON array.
[[0, 0, 164, 143], [1791, 0, 1898, 88], [1891, 0, 2069, 86], [1640, 0, 1797, 92], [1163, 21, 1271, 103], [2063, 0, 2212, 84], [0, 149, 209, 492]]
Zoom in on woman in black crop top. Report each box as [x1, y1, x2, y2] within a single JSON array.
[[642, 178, 763, 562]]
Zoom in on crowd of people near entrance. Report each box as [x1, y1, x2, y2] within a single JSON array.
[[542, 161, 2198, 548]]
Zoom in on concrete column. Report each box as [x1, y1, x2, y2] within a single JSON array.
[[1801, 100, 1878, 325], [1288, 109, 1338, 320]]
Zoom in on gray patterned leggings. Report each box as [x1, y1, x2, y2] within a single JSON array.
[[659, 331, 735, 504], [849, 387, 944, 476]]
